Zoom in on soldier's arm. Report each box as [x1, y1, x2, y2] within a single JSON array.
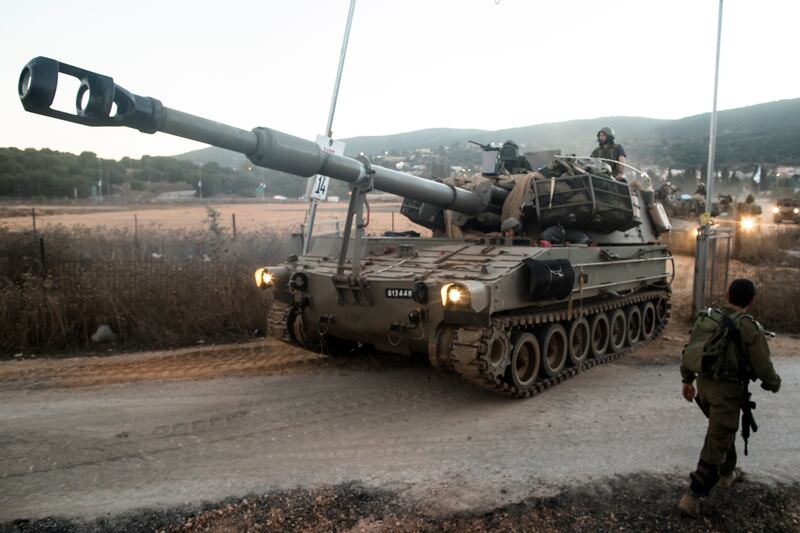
[[741, 317, 781, 392], [615, 155, 626, 179], [615, 145, 627, 179]]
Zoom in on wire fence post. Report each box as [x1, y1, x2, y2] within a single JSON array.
[[232, 213, 237, 240], [39, 236, 47, 277], [134, 213, 140, 260], [391, 211, 395, 232], [31, 207, 37, 235]]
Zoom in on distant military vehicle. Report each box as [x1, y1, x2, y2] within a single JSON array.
[[18, 56, 674, 397], [773, 197, 800, 224]]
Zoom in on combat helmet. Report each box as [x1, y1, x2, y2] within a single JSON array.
[[597, 126, 615, 141]]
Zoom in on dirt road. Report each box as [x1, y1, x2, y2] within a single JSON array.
[[1, 324, 798, 525]]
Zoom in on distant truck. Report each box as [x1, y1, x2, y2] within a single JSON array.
[[773, 197, 800, 224]]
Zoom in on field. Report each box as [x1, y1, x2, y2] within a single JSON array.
[[0, 200, 429, 236]]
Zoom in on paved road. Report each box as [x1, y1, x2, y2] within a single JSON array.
[[1, 344, 797, 522]]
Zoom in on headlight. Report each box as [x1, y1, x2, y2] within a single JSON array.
[[441, 283, 470, 307], [448, 287, 464, 303], [794, 208, 799, 214], [254, 268, 274, 288], [740, 217, 755, 231], [773, 207, 780, 214], [439, 281, 489, 311]]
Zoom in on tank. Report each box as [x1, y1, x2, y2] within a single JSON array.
[[18, 57, 674, 397]]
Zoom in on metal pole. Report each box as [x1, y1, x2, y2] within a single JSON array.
[[304, 0, 358, 255], [694, 0, 724, 317], [705, 0, 723, 215], [31, 207, 37, 234]]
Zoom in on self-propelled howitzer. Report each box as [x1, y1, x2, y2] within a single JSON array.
[[18, 56, 674, 397]]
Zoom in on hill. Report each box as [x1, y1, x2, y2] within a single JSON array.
[[175, 98, 800, 170]]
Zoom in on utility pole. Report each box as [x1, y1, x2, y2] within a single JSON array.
[[303, 0, 357, 255], [693, 0, 724, 318]]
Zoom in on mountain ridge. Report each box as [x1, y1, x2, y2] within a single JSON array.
[[175, 98, 800, 170]]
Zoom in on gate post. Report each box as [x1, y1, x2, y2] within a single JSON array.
[[692, 226, 710, 318]]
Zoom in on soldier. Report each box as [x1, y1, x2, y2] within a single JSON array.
[[501, 217, 522, 238], [590, 127, 626, 180], [677, 279, 782, 518], [500, 140, 533, 174]]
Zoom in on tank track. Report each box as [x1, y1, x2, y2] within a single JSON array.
[[449, 289, 672, 398], [267, 290, 671, 399]]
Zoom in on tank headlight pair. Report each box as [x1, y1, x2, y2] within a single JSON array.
[[254, 268, 274, 288]]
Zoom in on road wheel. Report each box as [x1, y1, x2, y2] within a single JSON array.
[[655, 297, 669, 325], [508, 332, 540, 390], [590, 312, 610, 358], [608, 309, 627, 353], [483, 329, 511, 378], [625, 306, 642, 346], [539, 323, 568, 378], [641, 302, 657, 340], [568, 317, 591, 366]]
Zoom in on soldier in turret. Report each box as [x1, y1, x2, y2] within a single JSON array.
[[591, 127, 626, 180]]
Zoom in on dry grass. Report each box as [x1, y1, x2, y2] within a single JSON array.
[[0, 224, 286, 356]]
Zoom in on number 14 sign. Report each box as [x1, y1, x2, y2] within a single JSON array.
[[310, 135, 345, 201]]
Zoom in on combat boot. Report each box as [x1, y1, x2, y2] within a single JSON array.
[[677, 493, 700, 518], [718, 468, 744, 489]]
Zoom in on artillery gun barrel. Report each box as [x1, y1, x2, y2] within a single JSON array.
[[19, 57, 500, 215]]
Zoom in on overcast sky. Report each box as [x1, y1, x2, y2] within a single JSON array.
[[2, 0, 798, 159]]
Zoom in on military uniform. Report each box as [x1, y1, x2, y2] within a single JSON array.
[[679, 307, 781, 496], [590, 143, 626, 177]]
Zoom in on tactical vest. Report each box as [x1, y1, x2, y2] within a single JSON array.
[[591, 144, 623, 175]]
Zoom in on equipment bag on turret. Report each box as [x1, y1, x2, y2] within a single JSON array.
[[682, 308, 750, 378]]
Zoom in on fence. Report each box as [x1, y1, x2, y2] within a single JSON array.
[[0, 259, 274, 355], [0, 219, 291, 355], [727, 262, 800, 332]]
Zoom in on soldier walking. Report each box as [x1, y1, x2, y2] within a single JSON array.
[[677, 279, 782, 518], [591, 126, 626, 180]]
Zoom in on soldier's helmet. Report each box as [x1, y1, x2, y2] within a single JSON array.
[[598, 126, 615, 141], [501, 217, 522, 234], [500, 140, 520, 161]]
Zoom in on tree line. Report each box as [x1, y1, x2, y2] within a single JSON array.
[[0, 147, 310, 199]]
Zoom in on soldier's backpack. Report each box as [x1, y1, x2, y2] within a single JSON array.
[[681, 308, 749, 378]]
